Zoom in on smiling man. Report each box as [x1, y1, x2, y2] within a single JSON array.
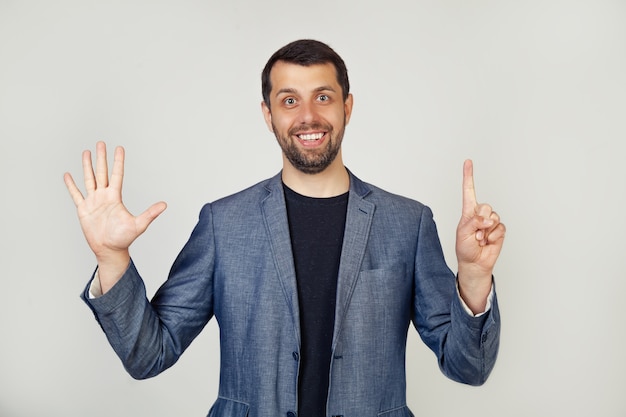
[[262, 60, 352, 181], [65, 39, 505, 417]]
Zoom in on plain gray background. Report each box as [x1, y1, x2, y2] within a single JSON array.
[[1, 1, 625, 416]]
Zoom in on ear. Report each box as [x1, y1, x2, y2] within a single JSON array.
[[343, 93, 354, 125], [261, 101, 274, 133]]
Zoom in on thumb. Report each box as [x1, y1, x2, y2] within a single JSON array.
[[135, 201, 167, 234]]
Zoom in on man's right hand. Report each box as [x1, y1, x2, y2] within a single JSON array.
[[64, 141, 167, 294]]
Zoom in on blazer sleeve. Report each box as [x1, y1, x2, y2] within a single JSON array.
[[412, 205, 500, 386], [80, 203, 216, 380]]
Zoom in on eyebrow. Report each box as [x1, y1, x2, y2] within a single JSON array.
[[275, 85, 337, 98]]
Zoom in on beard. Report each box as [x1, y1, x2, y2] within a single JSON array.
[[273, 120, 346, 175]]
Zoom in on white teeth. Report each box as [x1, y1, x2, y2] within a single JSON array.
[[298, 133, 324, 140]]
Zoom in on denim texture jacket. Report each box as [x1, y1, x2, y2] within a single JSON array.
[[82, 171, 500, 417]]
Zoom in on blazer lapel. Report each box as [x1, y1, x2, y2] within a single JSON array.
[[260, 171, 374, 349], [332, 173, 375, 347], [261, 174, 301, 344]]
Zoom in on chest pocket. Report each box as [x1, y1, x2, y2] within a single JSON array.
[[378, 405, 415, 417], [207, 397, 249, 417], [356, 267, 411, 316]]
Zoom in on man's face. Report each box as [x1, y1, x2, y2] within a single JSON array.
[[262, 61, 353, 175]]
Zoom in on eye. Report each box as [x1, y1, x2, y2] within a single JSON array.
[[283, 97, 296, 106], [317, 94, 330, 102]]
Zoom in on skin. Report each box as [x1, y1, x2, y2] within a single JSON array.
[[64, 61, 505, 313], [64, 143, 166, 293], [261, 61, 353, 198], [456, 159, 506, 313]]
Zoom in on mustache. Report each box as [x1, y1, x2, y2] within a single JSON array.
[[288, 123, 332, 136]]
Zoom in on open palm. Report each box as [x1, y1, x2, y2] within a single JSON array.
[[64, 142, 166, 290]]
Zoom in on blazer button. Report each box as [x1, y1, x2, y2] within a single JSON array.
[[287, 412, 296, 417], [292, 352, 299, 361]]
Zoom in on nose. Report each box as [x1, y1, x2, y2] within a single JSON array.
[[297, 100, 317, 125]]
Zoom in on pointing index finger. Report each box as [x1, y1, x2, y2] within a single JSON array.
[[462, 159, 478, 217]]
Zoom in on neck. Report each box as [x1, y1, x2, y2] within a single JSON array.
[[281, 154, 349, 198]]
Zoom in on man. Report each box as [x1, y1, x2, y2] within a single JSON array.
[[64, 39, 505, 417]]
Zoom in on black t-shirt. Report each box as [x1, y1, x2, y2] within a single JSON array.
[[284, 184, 349, 417]]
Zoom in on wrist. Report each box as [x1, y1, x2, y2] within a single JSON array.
[[95, 250, 130, 294], [457, 264, 493, 315]]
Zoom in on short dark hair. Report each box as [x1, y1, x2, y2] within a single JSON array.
[[261, 39, 350, 108]]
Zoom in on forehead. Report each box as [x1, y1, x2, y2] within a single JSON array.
[[269, 61, 339, 94]]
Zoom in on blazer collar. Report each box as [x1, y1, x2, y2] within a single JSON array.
[[262, 168, 372, 198]]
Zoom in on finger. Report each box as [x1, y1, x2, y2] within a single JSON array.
[[459, 214, 490, 241], [465, 214, 495, 245], [484, 223, 506, 245], [486, 223, 506, 244], [63, 172, 85, 206], [480, 213, 501, 245], [82, 149, 96, 194], [95, 141, 109, 189], [135, 201, 168, 234], [462, 159, 478, 217], [109, 146, 125, 192], [473, 208, 497, 238], [475, 203, 493, 219], [476, 213, 504, 245]]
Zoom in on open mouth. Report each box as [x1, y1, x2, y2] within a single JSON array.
[[297, 132, 325, 141]]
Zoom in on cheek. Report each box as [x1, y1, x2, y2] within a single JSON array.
[[277, 114, 299, 133], [327, 105, 347, 122], [274, 119, 291, 135], [326, 112, 346, 129]]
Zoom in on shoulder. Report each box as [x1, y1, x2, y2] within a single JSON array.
[[349, 171, 428, 216], [349, 172, 439, 243], [197, 173, 281, 217], [215, 177, 275, 205]]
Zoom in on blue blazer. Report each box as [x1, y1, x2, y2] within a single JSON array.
[[82, 171, 500, 417]]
